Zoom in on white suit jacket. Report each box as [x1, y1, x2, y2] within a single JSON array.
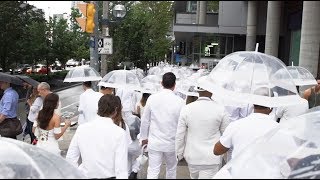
[[175, 97, 230, 165], [78, 89, 103, 125], [140, 89, 185, 152]]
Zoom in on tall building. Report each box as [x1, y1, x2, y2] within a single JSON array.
[[71, 1, 82, 8], [172, 1, 320, 77]]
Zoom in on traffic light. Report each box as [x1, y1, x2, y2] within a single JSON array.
[[75, 3, 96, 34], [86, 3, 95, 33]]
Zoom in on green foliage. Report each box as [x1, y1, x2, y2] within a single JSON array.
[[207, 1, 219, 13], [0, 1, 90, 72], [110, 1, 173, 69], [29, 70, 69, 82]]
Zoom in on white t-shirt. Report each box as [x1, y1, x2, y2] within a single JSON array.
[[219, 113, 279, 159]]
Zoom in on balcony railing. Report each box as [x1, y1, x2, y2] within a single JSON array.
[[174, 12, 218, 27]]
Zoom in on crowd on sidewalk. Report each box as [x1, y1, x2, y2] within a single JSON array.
[[0, 72, 319, 179]]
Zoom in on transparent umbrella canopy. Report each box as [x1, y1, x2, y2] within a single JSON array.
[[139, 75, 162, 94], [130, 68, 145, 80], [213, 107, 320, 179], [287, 66, 317, 86], [98, 70, 141, 90], [0, 137, 84, 179], [198, 51, 302, 107], [63, 66, 102, 82]]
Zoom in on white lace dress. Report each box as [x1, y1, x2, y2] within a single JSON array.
[[33, 121, 61, 156]]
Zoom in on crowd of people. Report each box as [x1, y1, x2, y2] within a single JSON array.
[[0, 71, 319, 179]]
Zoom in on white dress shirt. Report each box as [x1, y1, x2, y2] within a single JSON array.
[[140, 89, 185, 152], [27, 97, 43, 122], [176, 97, 230, 165], [66, 116, 128, 179], [78, 89, 103, 125], [219, 113, 279, 159], [275, 98, 308, 123]]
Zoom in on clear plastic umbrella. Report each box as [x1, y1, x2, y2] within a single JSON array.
[[0, 137, 84, 179], [139, 82, 161, 94], [139, 75, 162, 94], [141, 75, 161, 84], [198, 51, 302, 107], [63, 66, 102, 82], [130, 68, 145, 80], [98, 70, 141, 90], [287, 66, 317, 86], [213, 107, 320, 179], [0, 72, 23, 86]]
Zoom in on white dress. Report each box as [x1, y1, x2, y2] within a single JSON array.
[[33, 120, 61, 156]]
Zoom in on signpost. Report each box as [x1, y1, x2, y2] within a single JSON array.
[[98, 37, 113, 55]]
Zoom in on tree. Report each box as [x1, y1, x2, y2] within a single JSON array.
[[0, 1, 27, 71], [69, 7, 90, 61], [110, 1, 173, 70]]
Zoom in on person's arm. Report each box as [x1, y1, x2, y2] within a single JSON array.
[[303, 88, 311, 100], [53, 115, 71, 140], [175, 107, 188, 161], [214, 124, 233, 156], [140, 100, 152, 146], [29, 97, 42, 113], [115, 131, 128, 179], [66, 129, 81, 167], [214, 141, 230, 155]]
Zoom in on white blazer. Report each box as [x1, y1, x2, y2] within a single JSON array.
[[176, 97, 230, 165], [140, 89, 185, 152], [78, 89, 103, 125]]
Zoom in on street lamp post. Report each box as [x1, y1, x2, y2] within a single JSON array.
[[100, 3, 126, 77]]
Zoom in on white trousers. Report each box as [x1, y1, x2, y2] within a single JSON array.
[[128, 139, 141, 175], [147, 150, 177, 179], [188, 164, 220, 179]]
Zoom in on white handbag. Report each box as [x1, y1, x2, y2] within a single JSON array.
[[136, 144, 148, 166]]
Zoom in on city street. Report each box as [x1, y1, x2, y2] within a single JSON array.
[[17, 85, 190, 179]]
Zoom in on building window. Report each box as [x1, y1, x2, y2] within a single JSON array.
[[186, 1, 197, 13], [207, 1, 219, 13]]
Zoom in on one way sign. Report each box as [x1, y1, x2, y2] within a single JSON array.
[[98, 37, 113, 54]]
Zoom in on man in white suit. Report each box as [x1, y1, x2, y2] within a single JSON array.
[[78, 81, 102, 125], [140, 72, 185, 179], [176, 86, 230, 179]]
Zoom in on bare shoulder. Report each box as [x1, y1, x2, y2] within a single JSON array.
[[303, 88, 312, 98]]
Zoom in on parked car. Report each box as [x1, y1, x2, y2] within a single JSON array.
[[26, 64, 50, 74], [14, 64, 31, 74]]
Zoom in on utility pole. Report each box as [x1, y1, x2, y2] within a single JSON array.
[[89, 1, 99, 91], [100, 1, 109, 77]]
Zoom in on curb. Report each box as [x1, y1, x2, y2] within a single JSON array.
[[18, 83, 82, 102]]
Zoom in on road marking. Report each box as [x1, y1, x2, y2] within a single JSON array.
[[61, 102, 79, 110]]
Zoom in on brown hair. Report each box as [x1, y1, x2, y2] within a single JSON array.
[[97, 94, 118, 117], [113, 96, 126, 130], [140, 93, 150, 107], [37, 93, 59, 129]]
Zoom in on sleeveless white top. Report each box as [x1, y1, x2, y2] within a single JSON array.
[[33, 120, 62, 156]]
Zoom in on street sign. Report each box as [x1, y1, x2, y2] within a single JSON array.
[[98, 37, 113, 54]]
